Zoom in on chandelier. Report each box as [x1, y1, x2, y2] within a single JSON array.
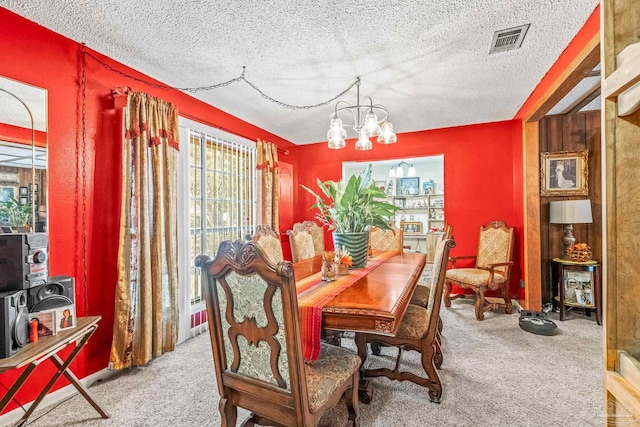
[[388, 160, 415, 178], [327, 77, 397, 150]]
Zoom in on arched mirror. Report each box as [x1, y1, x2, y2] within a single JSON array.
[[0, 76, 47, 233]]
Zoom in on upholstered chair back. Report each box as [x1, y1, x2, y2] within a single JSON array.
[[425, 239, 455, 327], [369, 226, 404, 253], [293, 221, 324, 256], [475, 221, 514, 275], [252, 224, 284, 264], [287, 226, 316, 263], [196, 241, 308, 412]]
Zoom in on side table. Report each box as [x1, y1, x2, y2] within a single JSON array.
[[0, 316, 109, 426], [549, 258, 601, 325]]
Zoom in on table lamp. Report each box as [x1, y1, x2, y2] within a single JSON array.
[[549, 199, 593, 259]]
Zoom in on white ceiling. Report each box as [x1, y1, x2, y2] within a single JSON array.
[[1, 0, 599, 145]]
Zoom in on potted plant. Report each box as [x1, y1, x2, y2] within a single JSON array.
[[0, 197, 32, 232], [302, 165, 399, 268]]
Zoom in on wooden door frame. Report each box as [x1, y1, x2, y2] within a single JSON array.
[[520, 33, 600, 311]]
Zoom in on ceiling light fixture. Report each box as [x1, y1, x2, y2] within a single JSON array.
[[327, 77, 397, 150], [388, 160, 415, 178]]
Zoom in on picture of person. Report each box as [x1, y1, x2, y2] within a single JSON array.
[[59, 308, 74, 329], [550, 159, 577, 189]]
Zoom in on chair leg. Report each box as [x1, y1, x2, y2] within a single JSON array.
[[475, 287, 486, 321], [502, 285, 513, 314], [345, 371, 360, 427], [420, 342, 442, 403], [434, 337, 443, 370], [443, 280, 452, 307], [437, 315, 443, 334], [219, 397, 238, 427]]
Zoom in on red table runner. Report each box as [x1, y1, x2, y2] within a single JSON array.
[[296, 251, 396, 361]]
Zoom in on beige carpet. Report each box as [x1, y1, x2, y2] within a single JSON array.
[[23, 299, 603, 427]]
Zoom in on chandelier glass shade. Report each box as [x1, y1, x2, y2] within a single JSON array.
[[388, 160, 415, 178], [327, 77, 397, 150]]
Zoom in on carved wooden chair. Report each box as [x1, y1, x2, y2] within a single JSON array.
[[195, 240, 360, 427], [252, 224, 284, 264], [295, 221, 325, 256], [369, 225, 403, 253], [355, 238, 455, 403], [444, 220, 514, 321], [287, 223, 316, 263]]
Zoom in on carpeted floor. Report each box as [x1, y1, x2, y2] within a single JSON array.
[[22, 293, 604, 427]]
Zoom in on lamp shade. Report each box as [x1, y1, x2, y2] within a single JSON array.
[[549, 199, 593, 224]]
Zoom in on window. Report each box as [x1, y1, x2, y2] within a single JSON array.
[[189, 130, 257, 305]]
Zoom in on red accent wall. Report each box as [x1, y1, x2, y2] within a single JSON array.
[[296, 120, 525, 299], [0, 7, 298, 413]]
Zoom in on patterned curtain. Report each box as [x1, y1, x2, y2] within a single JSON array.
[[256, 139, 279, 232], [110, 91, 180, 370]]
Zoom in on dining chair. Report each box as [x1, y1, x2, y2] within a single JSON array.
[[369, 225, 403, 253], [355, 238, 455, 403], [195, 240, 360, 427], [252, 224, 284, 264], [444, 220, 514, 321], [287, 223, 316, 263], [296, 220, 325, 256]]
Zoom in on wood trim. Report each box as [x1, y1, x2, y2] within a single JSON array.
[[562, 81, 601, 115], [605, 371, 640, 423], [522, 121, 541, 311], [525, 33, 601, 123]]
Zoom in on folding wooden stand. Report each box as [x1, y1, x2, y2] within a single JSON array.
[[0, 316, 109, 426]]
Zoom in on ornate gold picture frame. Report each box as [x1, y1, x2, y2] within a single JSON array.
[[540, 150, 588, 196]]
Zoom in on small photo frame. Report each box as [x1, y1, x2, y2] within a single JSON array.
[[400, 221, 423, 235], [398, 177, 420, 196], [29, 311, 56, 338], [54, 304, 76, 333], [19, 197, 28, 205], [29, 183, 38, 194], [540, 150, 588, 196], [19, 187, 28, 196], [563, 270, 594, 306]]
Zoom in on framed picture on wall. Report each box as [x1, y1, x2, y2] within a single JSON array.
[[398, 177, 420, 196], [19, 186, 28, 196], [540, 150, 588, 196]]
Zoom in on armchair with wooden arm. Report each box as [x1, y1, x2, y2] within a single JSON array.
[[444, 221, 515, 321]]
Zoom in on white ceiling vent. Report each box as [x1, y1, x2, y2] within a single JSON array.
[[489, 24, 530, 54]]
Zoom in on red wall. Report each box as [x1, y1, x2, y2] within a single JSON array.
[[296, 120, 525, 299], [0, 8, 298, 413]]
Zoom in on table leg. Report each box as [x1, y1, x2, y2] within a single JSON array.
[[18, 327, 96, 423], [0, 364, 37, 413], [354, 333, 373, 404], [50, 354, 109, 418]]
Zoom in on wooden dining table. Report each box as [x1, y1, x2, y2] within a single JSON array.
[[293, 250, 427, 402]]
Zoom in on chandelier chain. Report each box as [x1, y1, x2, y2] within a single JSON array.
[[80, 44, 89, 316], [83, 50, 358, 110]]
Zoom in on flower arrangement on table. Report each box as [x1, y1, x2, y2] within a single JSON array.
[[335, 246, 352, 275]]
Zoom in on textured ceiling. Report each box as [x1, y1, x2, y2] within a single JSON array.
[[1, 0, 598, 145]]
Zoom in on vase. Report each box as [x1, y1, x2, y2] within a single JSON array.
[[337, 263, 349, 276], [333, 232, 369, 268]]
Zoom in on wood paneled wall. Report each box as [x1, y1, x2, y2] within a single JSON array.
[[539, 110, 602, 304]]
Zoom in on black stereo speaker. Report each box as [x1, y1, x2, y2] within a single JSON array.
[[0, 290, 29, 359], [0, 233, 48, 291], [27, 276, 75, 313]]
